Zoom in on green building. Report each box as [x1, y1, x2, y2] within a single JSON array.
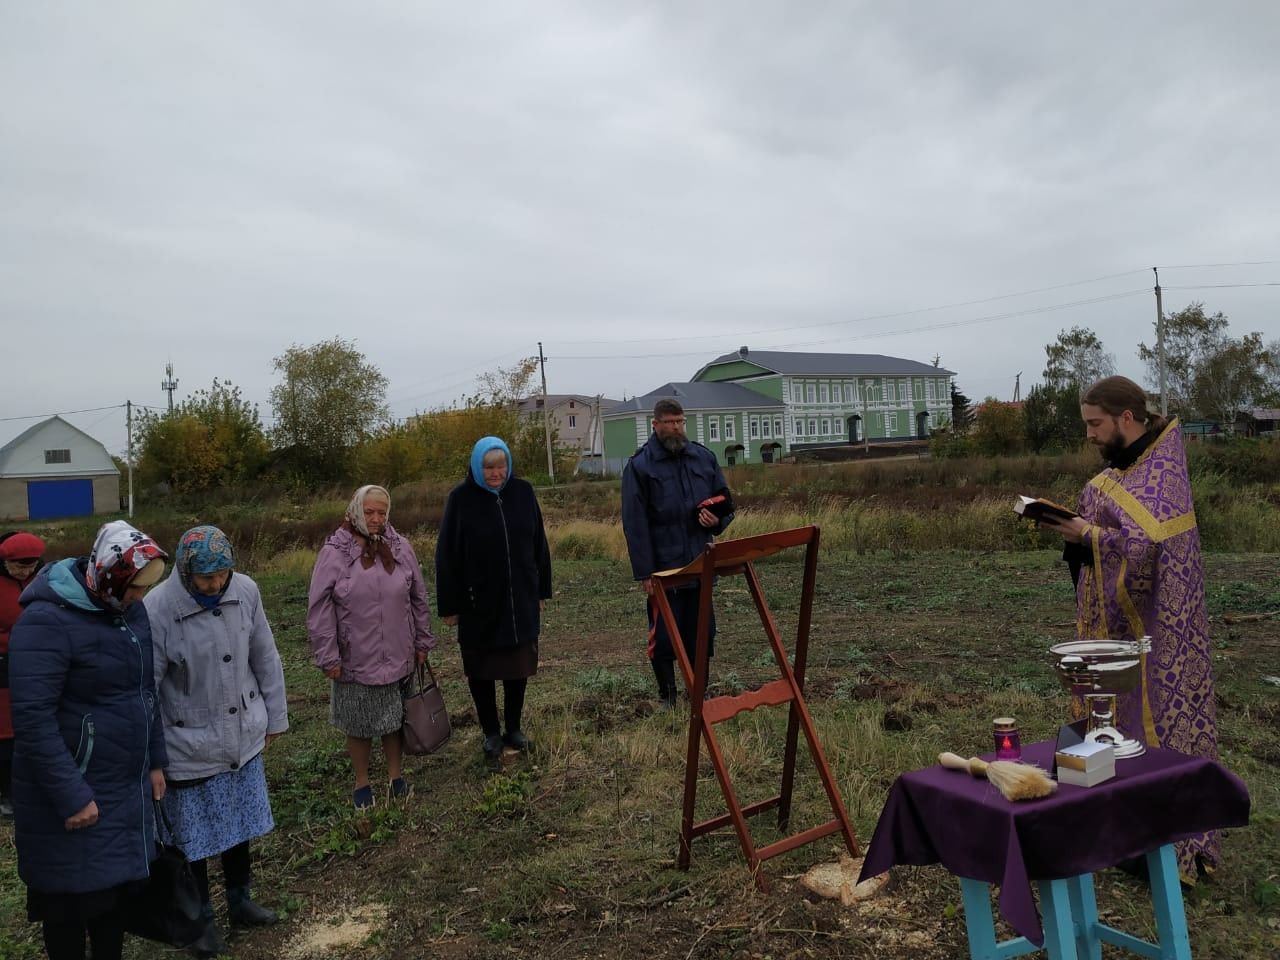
[[602, 347, 954, 469]]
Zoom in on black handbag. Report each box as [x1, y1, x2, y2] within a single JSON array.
[[402, 661, 451, 755], [123, 801, 209, 947]]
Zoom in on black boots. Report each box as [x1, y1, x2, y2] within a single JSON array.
[[227, 885, 277, 927], [482, 733, 504, 772], [189, 903, 226, 958], [503, 729, 530, 751], [651, 659, 678, 710]]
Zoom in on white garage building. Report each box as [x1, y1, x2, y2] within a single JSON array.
[[0, 416, 121, 521]]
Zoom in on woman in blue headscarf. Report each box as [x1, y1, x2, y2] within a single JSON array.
[[436, 438, 552, 771], [144, 526, 288, 956]]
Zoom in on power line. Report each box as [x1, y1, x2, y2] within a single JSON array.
[[387, 351, 531, 410], [1162, 259, 1280, 269], [1163, 281, 1280, 290], [770, 290, 1149, 351], [0, 403, 124, 423], [553, 289, 1149, 361], [554, 267, 1152, 347]]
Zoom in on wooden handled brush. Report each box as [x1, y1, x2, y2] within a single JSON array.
[[938, 752, 1057, 801]]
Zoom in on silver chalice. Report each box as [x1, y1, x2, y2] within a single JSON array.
[[1049, 637, 1152, 759]]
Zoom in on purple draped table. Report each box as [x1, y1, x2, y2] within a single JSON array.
[[857, 741, 1250, 947]]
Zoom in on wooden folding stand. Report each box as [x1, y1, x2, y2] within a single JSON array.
[[650, 525, 858, 889]]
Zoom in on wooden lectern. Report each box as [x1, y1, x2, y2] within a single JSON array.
[[649, 525, 859, 888]]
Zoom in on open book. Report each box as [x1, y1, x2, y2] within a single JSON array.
[[1013, 495, 1079, 523]]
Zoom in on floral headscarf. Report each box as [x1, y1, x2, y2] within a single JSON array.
[[86, 520, 168, 610], [175, 525, 235, 599], [342, 484, 396, 573]]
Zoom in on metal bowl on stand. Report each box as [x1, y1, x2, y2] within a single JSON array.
[[1049, 638, 1151, 759]]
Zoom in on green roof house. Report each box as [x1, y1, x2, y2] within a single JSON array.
[[603, 347, 955, 470]]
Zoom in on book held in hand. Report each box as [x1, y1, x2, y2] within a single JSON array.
[[1013, 495, 1078, 523]]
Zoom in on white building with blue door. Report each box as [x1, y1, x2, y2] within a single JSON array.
[[0, 416, 120, 521]]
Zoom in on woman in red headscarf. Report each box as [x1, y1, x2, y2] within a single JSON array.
[[0, 530, 47, 818]]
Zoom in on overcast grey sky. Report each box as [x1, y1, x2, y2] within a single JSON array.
[[2, 1, 1277, 454]]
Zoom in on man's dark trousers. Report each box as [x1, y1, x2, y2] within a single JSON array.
[[648, 583, 716, 701]]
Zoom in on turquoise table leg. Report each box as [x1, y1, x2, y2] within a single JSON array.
[[959, 878, 1001, 960], [1066, 874, 1102, 960], [957, 878, 1042, 959], [1037, 878, 1080, 960], [1146, 844, 1192, 960]]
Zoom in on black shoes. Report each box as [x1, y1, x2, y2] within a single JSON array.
[[503, 729, 530, 752], [228, 886, 278, 927], [482, 733, 504, 772], [652, 659, 679, 710], [188, 920, 227, 957]]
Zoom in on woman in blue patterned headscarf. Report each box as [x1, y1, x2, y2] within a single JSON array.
[[174, 526, 237, 608], [144, 525, 289, 954]]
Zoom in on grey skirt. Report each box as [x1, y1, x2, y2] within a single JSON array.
[[330, 679, 405, 738]]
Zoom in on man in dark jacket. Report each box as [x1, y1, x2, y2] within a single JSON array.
[[621, 399, 734, 707]]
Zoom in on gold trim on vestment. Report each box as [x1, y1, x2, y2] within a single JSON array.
[[1113, 558, 1158, 744], [1086, 477, 1198, 543], [1090, 528, 1108, 640]]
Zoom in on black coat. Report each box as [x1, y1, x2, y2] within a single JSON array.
[[621, 434, 733, 580], [435, 472, 552, 653]]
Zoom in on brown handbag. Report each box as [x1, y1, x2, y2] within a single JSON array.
[[402, 661, 451, 755]]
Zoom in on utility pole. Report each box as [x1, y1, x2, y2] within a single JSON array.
[[1013, 372, 1021, 403], [538, 342, 555, 482], [1154, 266, 1167, 416], [591, 393, 603, 475], [160, 362, 179, 414], [126, 400, 134, 518], [861, 379, 870, 454]]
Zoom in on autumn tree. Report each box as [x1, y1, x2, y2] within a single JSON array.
[[1043, 326, 1116, 395], [1022, 383, 1083, 453], [970, 399, 1026, 456], [1137, 302, 1229, 414], [136, 379, 270, 494], [356, 423, 431, 489], [1191, 333, 1276, 431], [270, 338, 389, 482]]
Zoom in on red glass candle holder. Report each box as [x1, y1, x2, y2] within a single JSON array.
[[993, 717, 1021, 761]]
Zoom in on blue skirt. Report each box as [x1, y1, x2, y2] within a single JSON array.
[[161, 753, 275, 863]]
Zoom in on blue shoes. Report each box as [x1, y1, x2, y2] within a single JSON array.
[[353, 785, 375, 810]]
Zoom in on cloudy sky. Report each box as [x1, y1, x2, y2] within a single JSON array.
[[2, 1, 1277, 454]]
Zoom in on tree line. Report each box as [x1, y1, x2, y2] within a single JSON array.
[[939, 301, 1280, 456], [134, 339, 565, 496]]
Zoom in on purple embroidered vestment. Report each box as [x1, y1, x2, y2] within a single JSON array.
[[1075, 419, 1220, 876]]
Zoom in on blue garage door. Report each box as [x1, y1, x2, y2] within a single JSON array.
[[27, 479, 95, 520]]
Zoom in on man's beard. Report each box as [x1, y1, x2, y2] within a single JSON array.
[[1097, 435, 1127, 464], [660, 433, 689, 453]]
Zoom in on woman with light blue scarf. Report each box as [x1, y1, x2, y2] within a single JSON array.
[[437, 437, 552, 771], [144, 526, 288, 957]]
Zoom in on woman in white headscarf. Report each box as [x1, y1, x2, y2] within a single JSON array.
[[307, 486, 435, 810]]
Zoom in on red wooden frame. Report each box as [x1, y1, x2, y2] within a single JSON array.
[[650, 525, 859, 888]]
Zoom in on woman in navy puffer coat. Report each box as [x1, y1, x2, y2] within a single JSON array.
[[9, 521, 169, 960]]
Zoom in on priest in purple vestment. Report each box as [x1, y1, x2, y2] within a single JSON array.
[[1040, 375, 1220, 881]]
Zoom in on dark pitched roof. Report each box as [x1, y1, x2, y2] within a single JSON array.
[[694, 349, 954, 380], [606, 382, 783, 415]]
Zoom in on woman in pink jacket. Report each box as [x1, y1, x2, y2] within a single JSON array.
[[307, 486, 434, 810]]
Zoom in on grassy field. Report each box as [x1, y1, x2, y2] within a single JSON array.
[[3, 544, 1277, 959]]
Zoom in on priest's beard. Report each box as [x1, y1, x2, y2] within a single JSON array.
[[1094, 435, 1129, 466]]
